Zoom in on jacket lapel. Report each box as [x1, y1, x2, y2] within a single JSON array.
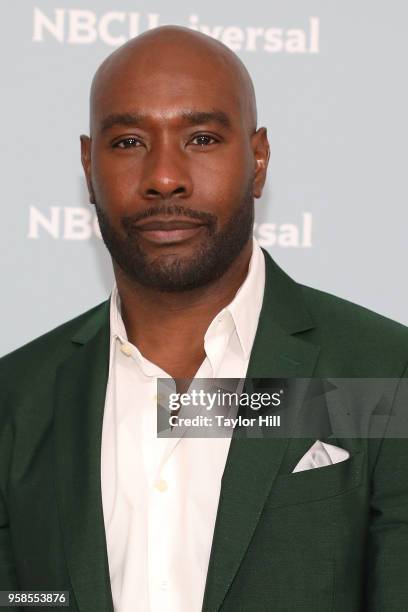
[[53, 302, 114, 612], [202, 250, 321, 612]]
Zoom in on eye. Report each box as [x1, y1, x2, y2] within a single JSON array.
[[190, 134, 219, 147], [113, 137, 143, 149]]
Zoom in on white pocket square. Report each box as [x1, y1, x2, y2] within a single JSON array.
[[292, 440, 350, 473]]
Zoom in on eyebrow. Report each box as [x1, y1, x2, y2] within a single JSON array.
[[100, 109, 232, 133], [181, 110, 231, 128]]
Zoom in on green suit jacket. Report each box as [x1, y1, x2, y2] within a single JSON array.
[[1, 250, 408, 611]]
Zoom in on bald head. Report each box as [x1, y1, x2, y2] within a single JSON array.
[[80, 25, 270, 294], [89, 25, 257, 136]]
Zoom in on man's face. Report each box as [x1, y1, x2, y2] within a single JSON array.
[[81, 47, 269, 291]]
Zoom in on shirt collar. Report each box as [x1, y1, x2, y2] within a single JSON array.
[[109, 237, 265, 361], [217, 237, 265, 359], [110, 283, 127, 343]]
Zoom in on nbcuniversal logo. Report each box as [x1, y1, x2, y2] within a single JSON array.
[[32, 8, 320, 53], [27, 206, 313, 248]]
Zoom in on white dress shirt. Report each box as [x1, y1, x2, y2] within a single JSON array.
[[101, 238, 266, 612]]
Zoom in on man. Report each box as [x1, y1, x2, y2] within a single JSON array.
[[1, 25, 408, 612]]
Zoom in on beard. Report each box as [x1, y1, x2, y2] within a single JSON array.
[[94, 186, 254, 292]]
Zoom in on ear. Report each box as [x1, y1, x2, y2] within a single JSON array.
[[80, 135, 96, 204], [251, 127, 270, 199]]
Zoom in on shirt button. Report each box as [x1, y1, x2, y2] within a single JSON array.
[[155, 479, 168, 492], [121, 342, 132, 356]]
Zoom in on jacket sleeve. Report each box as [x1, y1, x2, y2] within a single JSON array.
[[0, 401, 19, 591], [0, 501, 19, 589], [366, 371, 408, 610]]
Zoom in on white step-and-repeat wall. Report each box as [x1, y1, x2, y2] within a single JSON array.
[[2, 1, 407, 356]]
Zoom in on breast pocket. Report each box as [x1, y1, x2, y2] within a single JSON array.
[[266, 450, 365, 509]]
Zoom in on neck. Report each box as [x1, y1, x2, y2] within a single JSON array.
[[113, 240, 253, 376]]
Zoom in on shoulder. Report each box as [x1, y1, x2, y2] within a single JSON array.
[[300, 282, 408, 340], [299, 283, 408, 376], [262, 250, 408, 363], [0, 300, 109, 383]]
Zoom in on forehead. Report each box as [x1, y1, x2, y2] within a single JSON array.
[[92, 52, 244, 128]]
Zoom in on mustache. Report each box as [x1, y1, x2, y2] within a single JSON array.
[[121, 203, 217, 234]]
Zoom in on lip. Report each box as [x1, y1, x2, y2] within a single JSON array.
[[135, 217, 205, 231], [134, 217, 207, 245]]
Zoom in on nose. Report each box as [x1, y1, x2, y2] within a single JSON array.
[[138, 141, 193, 200]]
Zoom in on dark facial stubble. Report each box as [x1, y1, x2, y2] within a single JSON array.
[[95, 187, 254, 292]]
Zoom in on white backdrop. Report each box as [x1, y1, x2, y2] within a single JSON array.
[[2, 1, 408, 356]]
